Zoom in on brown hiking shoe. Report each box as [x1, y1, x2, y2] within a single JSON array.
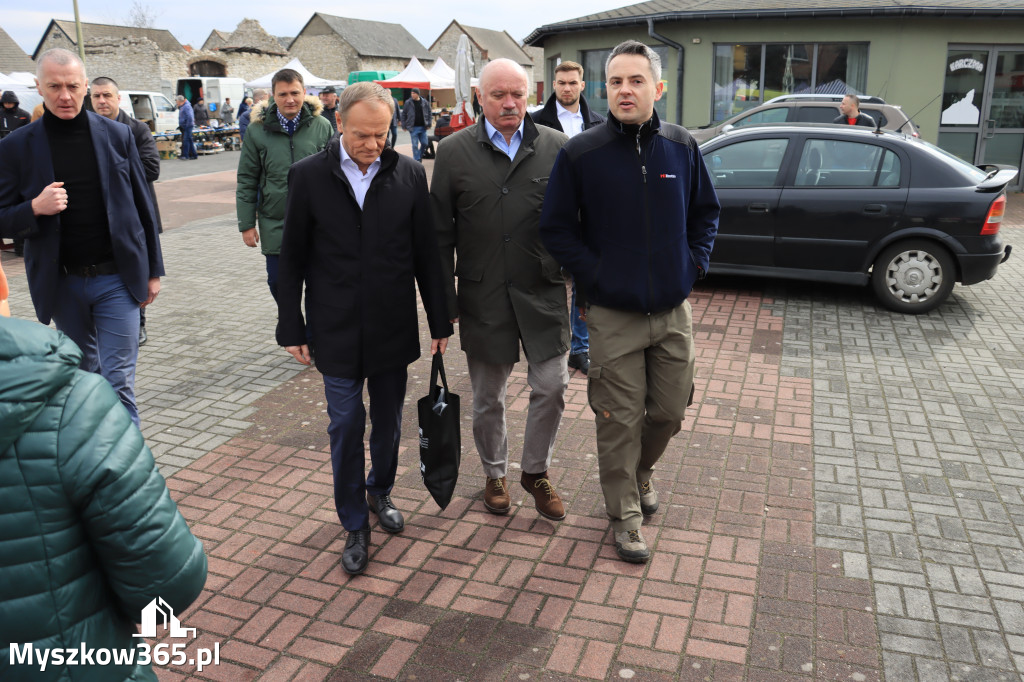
[[521, 471, 566, 521], [483, 476, 511, 514], [639, 479, 659, 516]]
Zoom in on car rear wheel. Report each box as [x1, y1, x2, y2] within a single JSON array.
[[871, 240, 956, 314]]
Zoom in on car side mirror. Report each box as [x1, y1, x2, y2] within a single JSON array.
[[721, 124, 734, 134]]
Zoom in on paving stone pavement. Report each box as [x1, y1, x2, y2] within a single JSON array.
[[3, 165, 1023, 680]]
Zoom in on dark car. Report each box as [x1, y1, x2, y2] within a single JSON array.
[[701, 124, 1015, 313]]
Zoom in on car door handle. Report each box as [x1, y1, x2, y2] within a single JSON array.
[[863, 204, 886, 215], [748, 203, 770, 213]]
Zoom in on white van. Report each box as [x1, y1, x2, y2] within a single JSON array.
[[176, 77, 245, 122], [118, 91, 178, 134]]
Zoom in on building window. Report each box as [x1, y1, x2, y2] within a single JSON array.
[[712, 43, 869, 121], [583, 46, 670, 120]]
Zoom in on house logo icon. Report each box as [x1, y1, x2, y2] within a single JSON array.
[[132, 597, 197, 638]]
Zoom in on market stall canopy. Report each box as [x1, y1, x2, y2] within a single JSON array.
[[429, 58, 455, 81], [244, 58, 345, 90], [376, 57, 453, 90]]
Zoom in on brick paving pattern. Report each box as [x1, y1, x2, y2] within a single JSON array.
[[2, 159, 1022, 680]]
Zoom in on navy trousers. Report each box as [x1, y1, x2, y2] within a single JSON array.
[[323, 368, 407, 531]]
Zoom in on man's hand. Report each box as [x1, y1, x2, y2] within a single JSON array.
[[431, 337, 449, 355], [242, 228, 260, 248], [32, 182, 67, 216], [578, 307, 586, 322], [286, 344, 312, 365], [141, 278, 161, 307]]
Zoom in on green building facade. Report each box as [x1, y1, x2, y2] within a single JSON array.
[[526, 4, 1024, 188]]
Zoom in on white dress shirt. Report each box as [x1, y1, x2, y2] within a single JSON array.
[[555, 101, 585, 138], [339, 140, 381, 209]]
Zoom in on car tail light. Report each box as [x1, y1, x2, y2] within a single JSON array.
[[981, 195, 1005, 235]]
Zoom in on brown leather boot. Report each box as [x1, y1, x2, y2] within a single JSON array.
[[483, 476, 511, 514], [520, 471, 566, 521]]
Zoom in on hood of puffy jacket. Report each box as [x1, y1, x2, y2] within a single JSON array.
[[0, 317, 81, 451], [250, 94, 323, 127]]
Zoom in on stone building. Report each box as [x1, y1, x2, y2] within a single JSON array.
[[201, 30, 231, 52], [194, 18, 290, 82], [0, 26, 35, 75], [430, 21, 537, 97], [289, 13, 434, 83], [32, 19, 186, 93]]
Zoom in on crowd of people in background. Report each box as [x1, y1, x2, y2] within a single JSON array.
[[0, 38, 720, 677]]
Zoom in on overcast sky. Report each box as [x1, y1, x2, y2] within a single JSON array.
[[5, 1, 629, 57]]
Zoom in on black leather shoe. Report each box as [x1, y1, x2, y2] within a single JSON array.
[[138, 326, 148, 346], [568, 352, 590, 375], [367, 493, 404, 533], [342, 529, 370, 575]]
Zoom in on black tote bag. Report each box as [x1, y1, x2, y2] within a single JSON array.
[[417, 352, 461, 510]]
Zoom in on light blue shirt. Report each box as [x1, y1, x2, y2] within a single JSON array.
[[484, 118, 524, 160], [339, 140, 381, 209]]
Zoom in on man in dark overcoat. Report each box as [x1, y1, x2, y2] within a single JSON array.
[[277, 81, 452, 576], [430, 58, 571, 522]]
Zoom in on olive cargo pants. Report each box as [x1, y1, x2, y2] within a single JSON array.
[[586, 300, 695, 532]]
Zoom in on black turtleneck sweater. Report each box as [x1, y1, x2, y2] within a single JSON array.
[[42, 107, 113, 268]]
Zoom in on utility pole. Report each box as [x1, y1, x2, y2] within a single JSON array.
[[72, 0, 86, 63]]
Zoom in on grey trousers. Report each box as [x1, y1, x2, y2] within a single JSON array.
[[466, 352, 569, 479], [587, 301, 695, 532]]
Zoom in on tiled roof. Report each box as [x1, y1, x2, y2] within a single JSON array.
[[525, 0, 1024, 43], [39, 19, 184, 56], [459, 23, 533, 66], [311, 13, 433, 60], [0, 26, 34, 73]]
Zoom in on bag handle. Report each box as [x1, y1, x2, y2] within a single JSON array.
[[430, 352, 450, 395]]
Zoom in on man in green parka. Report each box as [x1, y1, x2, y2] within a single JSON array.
[[236, 68, 333, 301]]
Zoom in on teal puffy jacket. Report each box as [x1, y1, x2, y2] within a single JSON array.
[[0, 317, 207, 681]]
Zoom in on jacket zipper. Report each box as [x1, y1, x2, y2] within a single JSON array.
[[637, 126, 654, 309]]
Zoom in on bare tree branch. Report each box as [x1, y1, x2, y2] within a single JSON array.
[[124, 1, 161, 28]]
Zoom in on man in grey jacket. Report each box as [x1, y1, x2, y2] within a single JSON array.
[[430, 59, 570, 523]]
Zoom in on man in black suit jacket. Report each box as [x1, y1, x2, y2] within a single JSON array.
[[90, 76, 163, 346], [0, 49, 163, 426]]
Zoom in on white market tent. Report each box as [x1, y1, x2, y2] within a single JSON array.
[[244, 58, 345, 90], [429, 58, 455, 81], [376, 57, 453, 90]]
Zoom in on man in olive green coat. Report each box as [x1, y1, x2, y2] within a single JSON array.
[[430, 59, 570, 522], [236, 68, 333, 301]]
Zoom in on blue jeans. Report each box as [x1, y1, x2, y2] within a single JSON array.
[[323, 369, 407, 531], [52, 273, 142, 426], [265, 254, 279, 302], [181, 125, 197, 159], [570, 282, 589, 355], [410, 126, 428, 161]]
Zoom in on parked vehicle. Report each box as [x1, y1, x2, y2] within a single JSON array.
[[692, 94, 917, 143], [176, 77, 245, 123], [701, 124, 1015, 313], [118, 91, 178, 134]]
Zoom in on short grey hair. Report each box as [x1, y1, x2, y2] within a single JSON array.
[[605, 40, 662, 83], [36, 48, 86, 81], [175, 94, 185, 102], [844, 93, 861, 108], [253, 89, 268, 102], [338, 82, 394, 123]]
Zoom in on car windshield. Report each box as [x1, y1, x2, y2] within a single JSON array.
[[916, 139, 989, 183]]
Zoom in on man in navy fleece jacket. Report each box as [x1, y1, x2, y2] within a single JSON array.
[[540, 39, 719, 564]]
